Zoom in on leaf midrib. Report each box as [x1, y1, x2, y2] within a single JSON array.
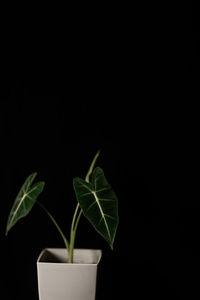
[[92, 191, 111, 240], [77, 179, 112, 241], [9, 185, 38, 226]]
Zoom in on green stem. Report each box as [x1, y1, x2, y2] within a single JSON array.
[[71, 203, 80, 232], [85, 149, 101, 183], [68, 203, 82, 263], [74, 209, 82, 234], [68, 149, 101, 263], [37, 201, 69, 251]]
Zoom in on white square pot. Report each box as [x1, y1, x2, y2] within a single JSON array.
[[37, 248, 102, 300]]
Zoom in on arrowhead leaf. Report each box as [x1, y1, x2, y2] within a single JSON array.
[[6, 172, 45, 235], [73, 167, 119, 249]]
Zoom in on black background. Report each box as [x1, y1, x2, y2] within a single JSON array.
[[0, 3, 197, 300]]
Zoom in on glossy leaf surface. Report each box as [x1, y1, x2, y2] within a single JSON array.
[[6, 172, 45, 235], [73, 167, 119, 249]]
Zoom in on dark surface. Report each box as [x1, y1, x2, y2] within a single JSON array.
[[0, 84, 194, 300], [0, 5, 196, 299]]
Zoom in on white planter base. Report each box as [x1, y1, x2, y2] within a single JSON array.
[[37, 248, 102, 300]]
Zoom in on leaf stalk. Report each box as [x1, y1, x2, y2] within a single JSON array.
[[68, 150, 101, 262], [37, 201, 69, 251]]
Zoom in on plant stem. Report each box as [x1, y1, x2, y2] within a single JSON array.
[[71, 203, 80, 232], [37, 200, 69, 251], [85, 149, 101, 183], [74, 209, 82, 234], [68, 203, 82, 263], [68, 149, 101, 263]]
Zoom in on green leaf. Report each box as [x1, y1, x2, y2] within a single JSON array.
[[73, 167, 119, 249], [6, 172, 45, 235]]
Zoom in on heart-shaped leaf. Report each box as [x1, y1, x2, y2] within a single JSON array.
[[73, 167, 119, 249], [6, 172, 45, 235]]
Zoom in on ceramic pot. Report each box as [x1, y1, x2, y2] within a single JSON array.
[[37, 248, 102, 300]]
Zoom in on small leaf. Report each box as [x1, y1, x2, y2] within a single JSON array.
[[6, 172, 45, 235], [73, 167, 119, 249]]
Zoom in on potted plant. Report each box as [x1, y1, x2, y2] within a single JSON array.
[[6, 150, 119, 300]]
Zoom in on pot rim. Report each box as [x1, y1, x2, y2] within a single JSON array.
[[37, 248, 102, 266]]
